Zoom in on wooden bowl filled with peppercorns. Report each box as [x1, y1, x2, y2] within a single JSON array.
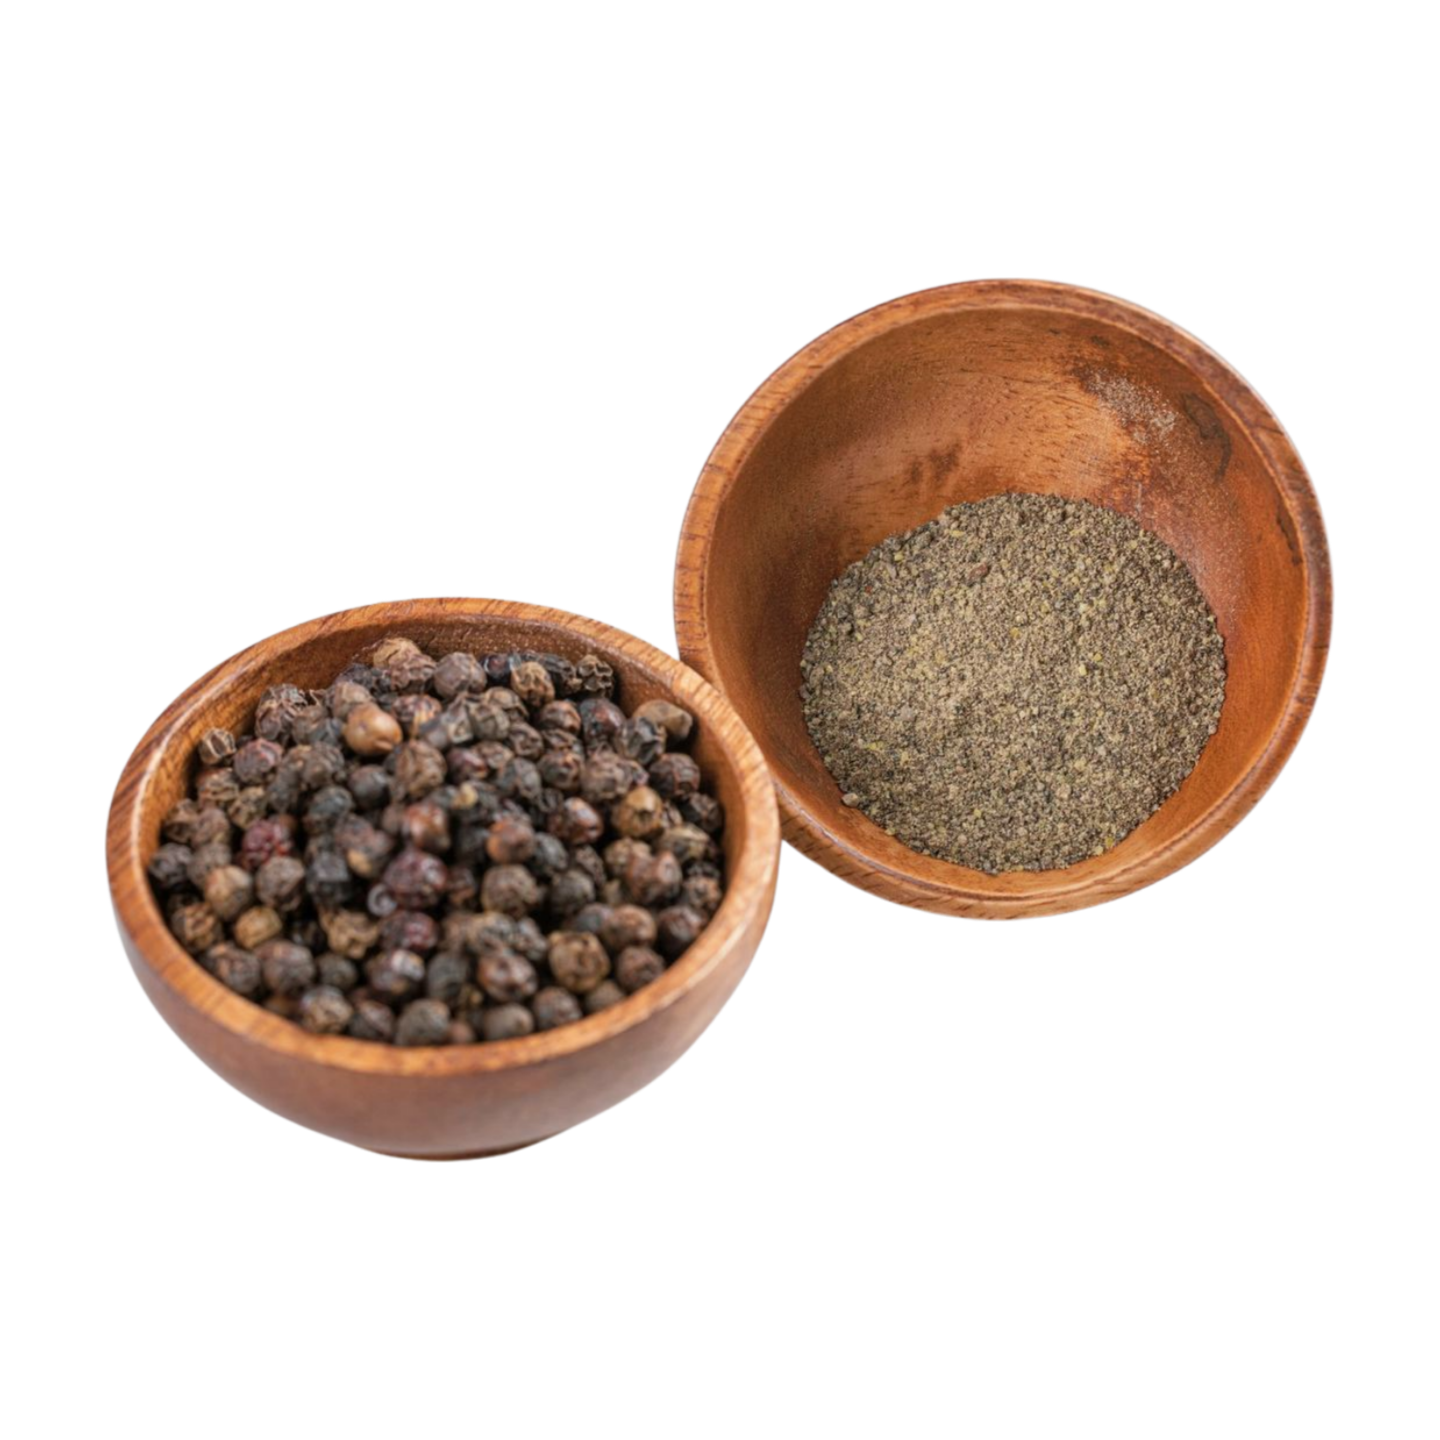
[[107, 599, 779, 1158]]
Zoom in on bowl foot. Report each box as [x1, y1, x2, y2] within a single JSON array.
[[364, 1133, 556, 1161]]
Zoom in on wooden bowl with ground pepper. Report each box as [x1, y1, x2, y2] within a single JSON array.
[[675, 280, 1331, 917], [107, 599, 780, 1158]]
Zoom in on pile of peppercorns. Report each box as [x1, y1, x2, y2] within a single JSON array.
[[148, 638, 725, 1046]]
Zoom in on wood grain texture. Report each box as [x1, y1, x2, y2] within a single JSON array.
[[675, 280, 1331, 917], [107, 599, 780, 1158]]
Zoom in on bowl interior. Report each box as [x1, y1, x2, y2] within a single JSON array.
[[683, 287, 1326, 912], [121, 600, 770, 1068]]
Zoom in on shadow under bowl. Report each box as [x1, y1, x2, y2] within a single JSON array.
[[107, 599, 780, 1157], [676, 280, 1330, 917]]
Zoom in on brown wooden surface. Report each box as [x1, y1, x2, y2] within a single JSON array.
[[675, 280, 1331, 917], [107, 599, 781, 1158]]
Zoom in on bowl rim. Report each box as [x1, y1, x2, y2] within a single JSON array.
[[674, 278, 1333, 916], [107, 597, 781, 1074]]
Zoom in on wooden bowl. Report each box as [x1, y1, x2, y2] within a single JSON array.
[[675, 281, 1330, 917], [107, 599, 780, 1158]]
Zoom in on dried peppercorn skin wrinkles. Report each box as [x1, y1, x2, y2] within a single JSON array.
[[108, 599, 779, 1158], [676, 279, 1331, 917]]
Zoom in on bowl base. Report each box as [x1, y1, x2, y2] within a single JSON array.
[[365, 1133, 557, 1161]]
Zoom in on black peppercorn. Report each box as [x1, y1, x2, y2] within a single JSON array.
[[509, 660, 555, 709], [233, 905, 284, 951], [481, 863, 540, 917], [305, 849, 354, 907], [568, 902, 613, 938], [432, 652, 487, 701], [657, 823, 715, 867], [425, 950, 472, 1005], [303, 784, 355, 836], [615, 945, 666, 993], [197, 727, 238, 766], [148, 842, 194, 892], [538, 748, 583, 793], [680, 874, 724, 915], [365, 948, 426, 1003], [655, 904, 706, 959], [617, 716, 664, 766], [392, 740, 447, 800], [255, 685, 309, 742], [494, 756, 543, 805], [538, 699, 582, 735], [316, 951, 360, 991], [679, 792, 725, 835], [579, 697, 625, 749], [574, 654, 615, 696], [395, 997, 451, 1046], [649, 753, 701, 801], [233, 737, 285, 786], [335, 817, 393, 879], [547, 867, 595, 917], [480, 1003, 534, 1041], [255, 854, 307, 912], [203, 864, 254, 922], [320, 908, 379, 960], [486, 815, 537, 865], [226, 786, 269, 828], [612, 785, 666, 840], [170, 902, 223, 954], [401, 799, 451, 854], [208, 942, 263, 997], [548, 797, 604, 846], [583, 979, 626, 1014], [598, 904, 658, 955], [512, 916, 548, 964], [459, 911, 517, 955], [548, 930, 610, 994], [633, 699, 694, 743], [298, 985, 354, 1034], [626, 849, 682, 906], [258, 938, 317, 995], [477, 948, 539, 1003], [347, 996, 397, 1042], [507, 720, 545, 761], [327, 680, 373, 720], [532, 986, 583, 1030], [195, 768, 241, 811]]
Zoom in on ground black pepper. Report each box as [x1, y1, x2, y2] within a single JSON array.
[[801, 492, 1227, 872]]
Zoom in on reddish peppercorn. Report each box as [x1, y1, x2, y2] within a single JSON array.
[[240, 816, 297, 871], [382, 848, 448, 909], [378, 909, 439, 956]]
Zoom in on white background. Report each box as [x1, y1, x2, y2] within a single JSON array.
[[4, 4, 1435, 1437]]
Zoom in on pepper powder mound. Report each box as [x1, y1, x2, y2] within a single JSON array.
[[800, 492, 1227, 873]]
